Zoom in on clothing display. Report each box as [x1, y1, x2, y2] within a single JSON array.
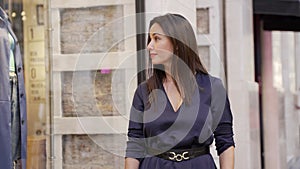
[[10, 73, 21, 162], [0, 6, 27, 169], [126, 73, 235, 169], [8, 32, 15, 72]]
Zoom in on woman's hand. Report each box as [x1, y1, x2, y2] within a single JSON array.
[[125, 157, 140, 169], [219, 146, 234, 169]]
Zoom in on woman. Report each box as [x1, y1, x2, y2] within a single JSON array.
[[125, 13, 234, 169]]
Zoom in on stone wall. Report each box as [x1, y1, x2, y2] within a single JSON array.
[[60, 5, 124, 54], [63, 134, 124, 169], [61, 70, 126, 168], [59, 4, 128, 169], [197, 8, 209, 34], [62, 70, 126, 117]]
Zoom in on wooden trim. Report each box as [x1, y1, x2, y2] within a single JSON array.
[[196, 1, 223, 78], [54, 116, 128, 134], [196, 0, 212, 8], [51, 9, 61, 54], [53, 135, 63, 169], [51, 0, 134, 9], [49, 1, 138, 169], [52, 52, 137, 71], [53, 73, 62, 117], [197, 34, 213, 46], [124, 4, 137, 51]]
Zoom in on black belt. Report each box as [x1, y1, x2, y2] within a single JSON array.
[[149, 146, 210, 162]]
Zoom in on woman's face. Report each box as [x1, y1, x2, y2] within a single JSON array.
[[147, 23, 174, 66]]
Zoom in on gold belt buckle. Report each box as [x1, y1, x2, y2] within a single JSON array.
[[168, 151, 189, 161]]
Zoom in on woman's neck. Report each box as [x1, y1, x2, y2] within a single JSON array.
[[163, 63, 173, 82], [164, 73, 173, 83]]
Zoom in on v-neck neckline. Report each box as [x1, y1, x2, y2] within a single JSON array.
[[162, 84, 183, 113]]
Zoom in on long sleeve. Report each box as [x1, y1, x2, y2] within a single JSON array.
[[126, 84, 146, 161], [211, 78, 235, 155]]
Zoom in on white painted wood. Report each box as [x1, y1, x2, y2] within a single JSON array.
[[295, 33, 300, 155], [53, 72, 62, 117], [295, 33, 300, 91], [280, 32, 294, 91], [145, 0, 197, 36], [225, 0, 256, 79], [196, 34, 213, 46], [280, 32, 300, 163], [51, 0, 134, 8], [51, 9, 60, 54], [164, 0, 197, 27], [124, 4, 137, 51], [196, 0, 213, 7], [125, 68, 137, 117], [271, 31, 283, 90], [53, 135, 63, 169], [262, 31, 282, 169], [49, 1, 137, 168], [247, 82, 261, 169], [52, 51, 137, 71], [54, 116, 128, 134], [196, 0, 223, 78], [210, 1, 223, 79]]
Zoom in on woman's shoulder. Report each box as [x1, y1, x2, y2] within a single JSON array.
[[137, 81, 147, 90], [134, 80, 148, 97], [136, 75, 158, 91], [195, 72, 225, 89]]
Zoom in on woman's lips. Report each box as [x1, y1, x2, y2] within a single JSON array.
[[150, 53, 157, 58]]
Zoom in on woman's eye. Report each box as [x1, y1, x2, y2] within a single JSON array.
[[154, 36, 160, 41]]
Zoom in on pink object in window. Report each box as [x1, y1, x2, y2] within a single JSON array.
[[100, 69, 111, 74]]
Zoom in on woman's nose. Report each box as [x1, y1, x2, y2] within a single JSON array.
[[147, 41, 154, 50]]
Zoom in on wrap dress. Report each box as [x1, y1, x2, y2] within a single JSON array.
[[126, 73, 235, 169]]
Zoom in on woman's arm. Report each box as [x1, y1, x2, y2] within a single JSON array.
[[125, 157, 140, 169], [219, 146, 234, 169], [211, 78, 235, 169], [125, 84, 146, 169]]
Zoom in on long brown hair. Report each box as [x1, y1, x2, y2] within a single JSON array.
[[146, 13, 208, 105]]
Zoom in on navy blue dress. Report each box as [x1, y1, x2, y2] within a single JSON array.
[[126, 73, 235, 169]]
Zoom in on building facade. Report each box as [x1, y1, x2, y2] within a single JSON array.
[[1, 0, 299, 168]]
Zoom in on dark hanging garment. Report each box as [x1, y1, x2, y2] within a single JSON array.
[[0, 6, 27, 169]]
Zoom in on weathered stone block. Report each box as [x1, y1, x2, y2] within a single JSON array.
[[63, 134, 124, 169], [62, 70, 126, 117], [197, 8, 210, 34], [60, 6, 124, 54]]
